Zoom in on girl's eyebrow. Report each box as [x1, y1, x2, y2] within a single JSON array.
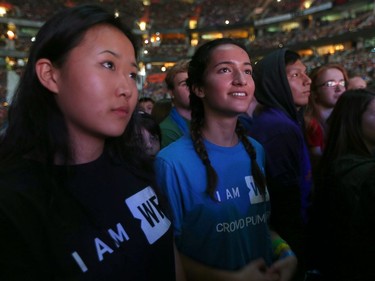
[[99, 49, 119, 57], [213, 61, 252, 68], [99, 50, 138, 69]]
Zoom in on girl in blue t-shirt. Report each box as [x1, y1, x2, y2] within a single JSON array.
[[156, 38, 297, 281]]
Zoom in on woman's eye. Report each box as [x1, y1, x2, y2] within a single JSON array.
[[245, 69, 253, 75], [103, 61, 115, 70], [219, 67, 230, 73]]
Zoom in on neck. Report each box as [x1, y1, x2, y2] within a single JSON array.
[[201, 116, 238, 147], [315, 105, 333, 123], [175, 106, 191, 121], [55, 131, 105, 165]]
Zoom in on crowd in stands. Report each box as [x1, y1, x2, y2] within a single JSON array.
[[251, 10, 375, 51], [2, 0, 143, 27], [303, 48, 375, 84], [148, 1, 192, 30], [197, 0, 256, 27], [1, 0, 375, 99], [143, 43, 190, 61], [1, 0, 363, 30]]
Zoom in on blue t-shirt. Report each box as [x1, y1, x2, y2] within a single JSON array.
[[155, 135, 273, 270]]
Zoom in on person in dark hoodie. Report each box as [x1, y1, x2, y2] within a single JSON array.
[[247, 49, 312, 281]]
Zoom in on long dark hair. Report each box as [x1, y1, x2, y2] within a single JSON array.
[[318, 88, 375, 175], [0, 5, 151, 177], [187, 38, 266, 200]]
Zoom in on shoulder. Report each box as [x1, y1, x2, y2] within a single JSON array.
[[159, 114, 178, 129], [247, 135, 261, 145], [250, 111, 303, 145], [247, 136, 264, 151], [157, 136, 194, 161], [0, 159, 51, 222], [155, 137, 200, 179], [0, 158, 44, 193], [334, 155, 375, 178], [252, 108, 298, 131]]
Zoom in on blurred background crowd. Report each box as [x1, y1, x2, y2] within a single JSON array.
[[0, 0, 375, 105]]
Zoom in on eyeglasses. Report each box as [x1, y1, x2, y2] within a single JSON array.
[[317, 80, 346, 88]]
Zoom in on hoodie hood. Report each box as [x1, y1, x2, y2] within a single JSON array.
[[253, 48, 299, 122]]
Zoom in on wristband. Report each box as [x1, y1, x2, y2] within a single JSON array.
[[272, 237, 292, 259], [280, 249, 296, 259], [272, 238, 285, 250]]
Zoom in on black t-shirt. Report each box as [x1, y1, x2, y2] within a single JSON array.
[[0, 152, 175, 281]]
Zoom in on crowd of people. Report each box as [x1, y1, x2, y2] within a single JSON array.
[[139, 24, 375, 281], [251, 10, 375, 52], [141, 42, 375, 281], [1, 0, 374, 102], [1, 2, 375, 281]]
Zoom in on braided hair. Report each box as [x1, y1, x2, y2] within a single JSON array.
[[187, 38, 267, 200]]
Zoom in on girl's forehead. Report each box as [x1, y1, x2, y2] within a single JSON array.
[[208, 45, 250, 64]]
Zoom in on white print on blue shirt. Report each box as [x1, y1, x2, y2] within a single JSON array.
[[216, 212, 270, 233], [215, 176, 269, 204], [71, 186, 171, 273], [245, 175, 269, 204]]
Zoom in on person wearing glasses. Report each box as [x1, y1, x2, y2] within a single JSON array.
[[304, 63, 349, 169]]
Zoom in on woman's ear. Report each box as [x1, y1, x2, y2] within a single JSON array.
[[193, 85, 205, 98], [35, 58, 59, 94]]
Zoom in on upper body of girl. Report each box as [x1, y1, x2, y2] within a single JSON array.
[[304, 63, 348, 169], [155, 38, 297, 281], [308, 88, 375, 281], [0, 4, 181, 281]]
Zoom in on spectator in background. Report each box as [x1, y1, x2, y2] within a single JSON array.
[[0, 5, 181, 281], [304, 64, 348, 169], [151, 97, 173, 124], [156, 38, 297, 281], [308, 89, 375, 281], [248, 49, 312, 281], [138, 96, 155, 114], [347, 75, 367, 90], [138, 111, 162, 158], [159, 60, 191, 148]]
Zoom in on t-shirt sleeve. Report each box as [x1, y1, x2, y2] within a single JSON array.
[[154, 156, 184, 236]]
